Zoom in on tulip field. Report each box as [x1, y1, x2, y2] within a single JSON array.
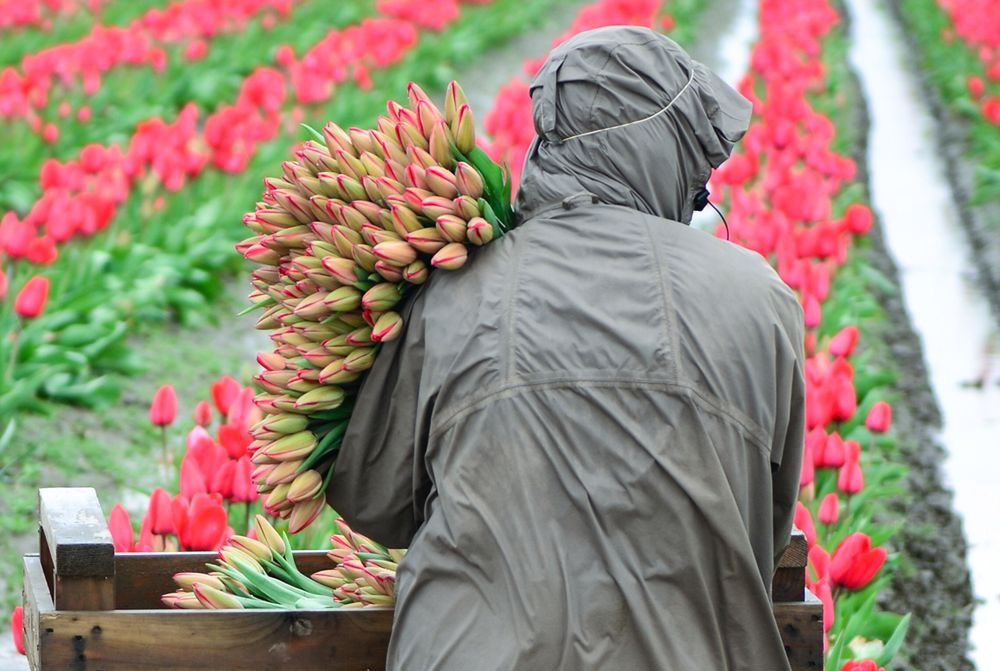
[[1, 0, 997, 668]]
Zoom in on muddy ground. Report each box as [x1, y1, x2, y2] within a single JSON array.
[[885, 0, 1000, 330], [839, 4, 976, 666]]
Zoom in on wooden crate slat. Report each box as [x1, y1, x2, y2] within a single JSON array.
[[773, 589, 824, 670]]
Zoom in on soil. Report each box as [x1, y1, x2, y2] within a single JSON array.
[[884, 0, 1000, 330], [838, 5, 977, 667]]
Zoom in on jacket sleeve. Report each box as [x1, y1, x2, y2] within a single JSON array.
[[769, 293, 806, 569], [325, 293, 432, 549]]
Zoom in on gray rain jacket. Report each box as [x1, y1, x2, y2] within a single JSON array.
[[328, 26, 805, 671]]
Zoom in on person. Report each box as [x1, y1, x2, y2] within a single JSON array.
[[328, 25, 806, 671]]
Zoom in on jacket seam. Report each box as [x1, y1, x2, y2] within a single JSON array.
[[641, 213, 681, 379], [428, 377, 771, 457]]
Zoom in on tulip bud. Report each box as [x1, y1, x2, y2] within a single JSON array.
[[454, 162, 484, 199], [818, 493, 839, 525], [428, 120, 455, 168], [244, 244, 282, 266], [293, 386, 345, 411], [336, 175, 367, 202], [292, 291, 331, 320], [431, 242, 469, 270], [436, 215, 468, 243], [362, 283, 402, 312], [194, 401, 213, 427], [193, 584, 244, 609], [424, 167, 459, 199], [404, 163, 428, 190], [262, 431, 317, 461], [174, 572, 227, 592], [421, 196, 456, 220], [288, 496, 326, 534], [467, 217, 494, 246], [373, 240, 418, 267], [352, 243, 378, 272], [263, 459, 303, 486], [374, 260, 404, 282], [258, 413, 309, 434], [288, 469, 324, 504], [349, 128, 377, 155], [323, 122, 356, 157], [376, 176, 406, 200], [403, 187, 433, 211], [263, 483, 293, 512], [404, 260, 428, 284], [406, 227, 447, 254], [415, 100, 443, 138], [332, 225, 362, 257], [255, 514, 287, 555], [352, 199, 384, 226], [343, 347, 376, 373], [372, 311, 403, 343], [324, 286, 362, 312], [312, 569, 349, 589], [865, 401, 891, 434], [453, 195, 481, 220], [452, 105, 475, 155], [149, 384, 178, 427], [229, 535, 273, 562], [444, 80, 469, 126]]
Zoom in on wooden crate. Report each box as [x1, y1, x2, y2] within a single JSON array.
[[22, 488, 822, 670]]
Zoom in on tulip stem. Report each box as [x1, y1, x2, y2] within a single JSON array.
[[245, 502, 252, 535], [160, 426, 170, 480], [4, 324, 21, 385]]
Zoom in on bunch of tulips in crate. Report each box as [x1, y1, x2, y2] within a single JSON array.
[[239, 79, 514, 532]]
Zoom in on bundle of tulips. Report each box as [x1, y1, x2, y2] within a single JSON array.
[[239, 80, 514, 533], [162, 514, 404, 609]]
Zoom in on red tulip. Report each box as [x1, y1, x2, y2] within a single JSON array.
[[814, 431, 845, 469], [817, 579, 834, 633], [211, 459, 237, 500], [829, 533, 886, 590], [143, 488, 173, 536], [179, 455, 208, 500], [799, 436, 815, 487], [818, 493, 839, 525], [231, 455, 259, 503], [172, 493, 230, 551], [968, 75, 985, 99], [808, 544, 830, 586], [865, 401, 892, 434], [108, 504, 134, 553], [828, 326, 859, 358], [218, 423, 251, 460], [10, 606, 24, 655], [211, 376, 241, 416], [794, 502, 816, 549], [194, 401, 213, 427], [841, 660, 884, 671], [0, 268, 7, 300], [838, 457, 864, 495], [14, 276, 50, 319], [149, 384, 177, 427]]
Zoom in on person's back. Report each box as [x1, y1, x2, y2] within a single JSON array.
[[329, 26, 805, 670]]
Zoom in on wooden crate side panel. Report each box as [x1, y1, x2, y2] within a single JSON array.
[[35, 608, 394, 671], [774, 589, 824, 671], [23, 555, 55, 671], [115, 551, 333, 609]]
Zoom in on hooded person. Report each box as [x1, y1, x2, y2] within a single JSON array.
[[327, 26, 805, 671]]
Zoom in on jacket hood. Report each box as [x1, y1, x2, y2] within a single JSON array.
[[515, 26, 752, 224]]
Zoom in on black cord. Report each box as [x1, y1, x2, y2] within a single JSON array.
[[708, 200, 729, 241]]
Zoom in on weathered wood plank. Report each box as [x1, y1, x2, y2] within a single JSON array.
[[22, 556, 54, 671], [35, 608, 394, 671], [38, 488, 114, 578], [772, 566, 806, 602], [774, 589, 824, 670], [778, 528, 808, 569]]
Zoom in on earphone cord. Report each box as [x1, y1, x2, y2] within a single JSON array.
[[708, 200, 730, 241]]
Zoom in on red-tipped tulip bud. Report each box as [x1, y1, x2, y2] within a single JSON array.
[[150, 384, 178, 427], [352, 199, 384, 226], [336, 175, 367, 202], [421, 196, 456, 220], [321, 256, 360, 286], [406, 227, 447, 254], [174, 572, 227, 592], [404, 163, 427, 190], [259, 413, 309, 434], [373, 240, 417, 267], [323, 122, 356, 157], [262, 431, 317, 461], [193, 584, 244, 609], [454, 162, 484, 199], [324, 286, 362, 312], [453, 195, 481, 220], [244, 244, 282, 266], [375, 260, 405, 282], [436, 214, 468, 243], [403, 187, 433, 211], [415, 100, 443, 138], [452, 105, 475, 155], [404, 260, 429, 284], [372, 311, 403, 343], [332, 225, 362, 257], [429, 120, 454, 168], [349, 128, 377, 155], [254, 514, 286, 554], [466, 217, 494, 246], [229, 535, 273, 562], [263, 460, 302, 486], [288, 496, 325, 534], [293, 386, 345, 412], [343, 347, 376, 373], [288, 470, 324, 503], [255, 208, 299, 229], [425, 167, 459, 199], [431, 242, 469, 270], [362, 283, 402, 312], [292, 292, 331, 320], [377, 176, 406, 200], [352, 243, 378, 272], [444, 80, 469, 126]]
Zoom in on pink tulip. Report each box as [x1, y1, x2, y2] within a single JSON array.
[[818, 493, 839, 525], [794, 502, 816, 549], [14, 276, 50, 319], [149, 384, 177, 427], [828, 326, 859, 358], [108, 504, 134, 553], [10, 606, 24, 655], [865, 401, 892, 434], [211, 376, 241, 417], [146, 487, 174, 535], [194, 401, 213, 427], [829, 533, 886, 591]]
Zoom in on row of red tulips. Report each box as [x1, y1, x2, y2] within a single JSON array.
[[937, 0, 1000, 125], [479, 0, 907, 668]]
